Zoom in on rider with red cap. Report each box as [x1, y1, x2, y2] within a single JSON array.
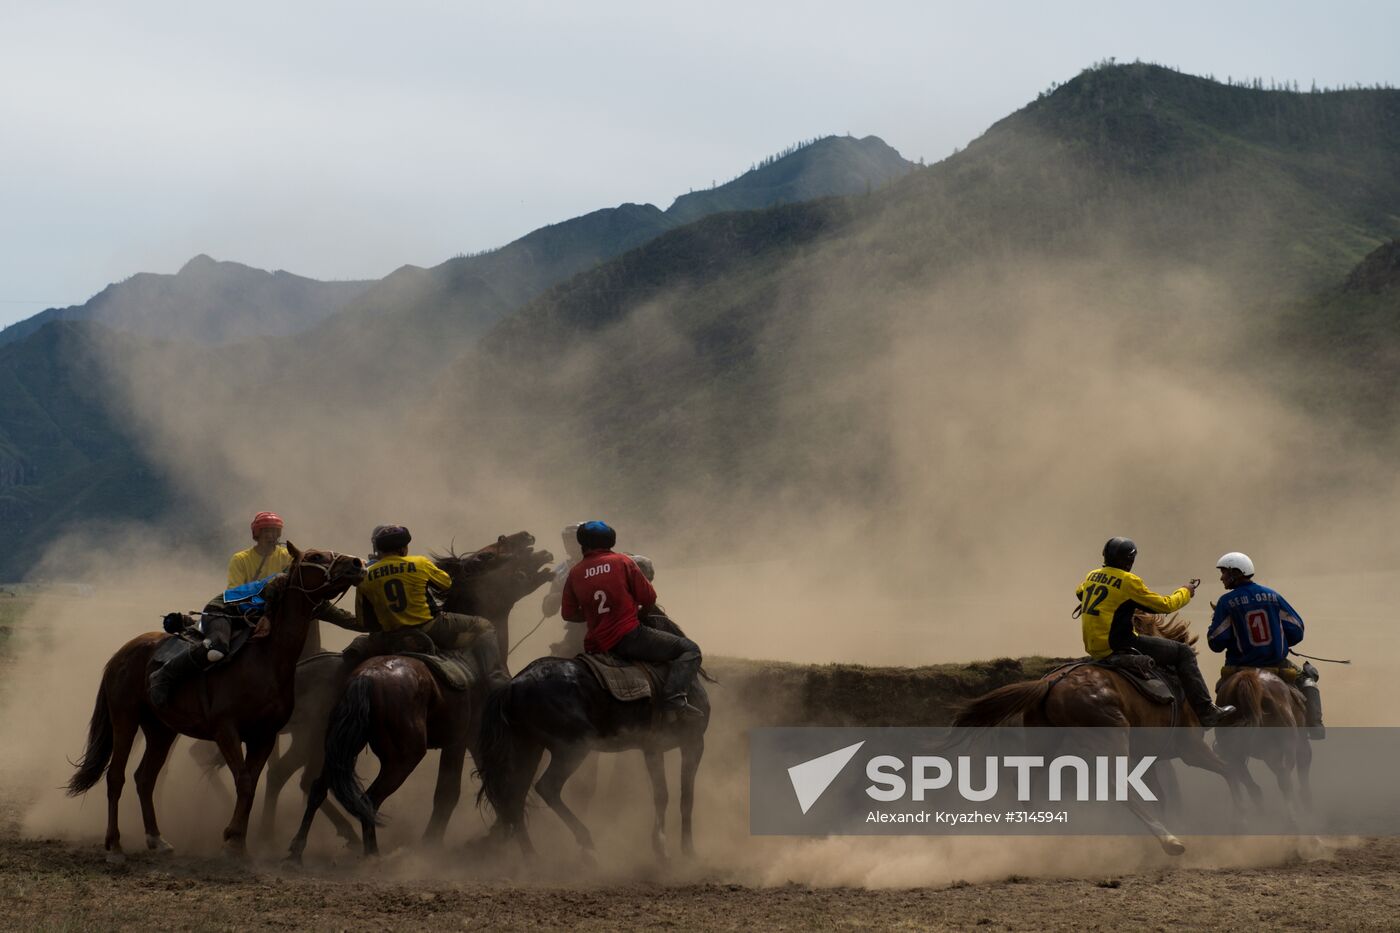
[[227, 511, 291, 587]]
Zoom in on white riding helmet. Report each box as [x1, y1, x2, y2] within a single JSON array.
[[1216, 552, 1255, 576]]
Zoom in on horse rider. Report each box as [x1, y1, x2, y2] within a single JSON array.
[[1076, 537, 1236, 727], [561, 521, 703, 719], [543, 522, 585, 657], [1208, 551, 1324, 738], [350, 524, 508, 689], [227, 511, 291, 587]]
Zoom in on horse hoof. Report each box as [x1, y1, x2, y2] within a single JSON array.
[[580, 848, 598, 869], [146, 835, 174, 854], [1159, 835, 1186, 856], [105, 849, 127, 865]]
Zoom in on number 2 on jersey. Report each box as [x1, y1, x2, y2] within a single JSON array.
[[594, 590, 610, 614]]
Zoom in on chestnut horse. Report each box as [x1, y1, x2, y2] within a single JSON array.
[[952, 614, 1255, 854], [284, 532, 555, 858], [1215, 669, 1312, 827], [66, 545, 365, 860]]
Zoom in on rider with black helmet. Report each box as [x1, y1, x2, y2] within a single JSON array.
[[1075, 537, 1235, 727], [354, 524, 508, 688]]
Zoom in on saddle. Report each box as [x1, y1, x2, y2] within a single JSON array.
[[1051, 654, 1181, 706], [343, 630, 475, 691], [576, 652, 667, 702]]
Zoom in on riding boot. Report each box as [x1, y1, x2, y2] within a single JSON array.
[[472, 626, 511, 691], [149, 644, 207, 707], [1299, 683, 1325, 739], [1177, 657, 1236, 727], [663, 693, 706, 721]]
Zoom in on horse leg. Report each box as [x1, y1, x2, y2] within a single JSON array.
[[679, 733, 704, 858], [571, 751, 600, 813], [297, 736, 360, 848], [361, 744, 427, 857], [1297, 734, 1314, 809], [533, 744, 595, 859], [286, 771, 331, 864], [134, 720, 178, 854], [258, 734, 299, 843], [1178, 733, 1257, 831], [423, 743, 467, 848], [215, 728, 274, 856], [104, 709, 140, 862], [641, 749, 669, 860]]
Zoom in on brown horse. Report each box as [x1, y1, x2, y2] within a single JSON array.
[[283, 532, 555, 858], [66, 545, 365, 860], [952, 614, 1255, 854], [1215, 669, 1312, 827]]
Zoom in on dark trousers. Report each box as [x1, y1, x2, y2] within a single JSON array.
[[200, 611, 238, 655], [611, 624, 702, 702], [1133, 635, 1216, 716]]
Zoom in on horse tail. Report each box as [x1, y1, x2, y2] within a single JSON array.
[[474, 681, 537, 827], [324, 675, 381, 826], [952, 680, 1054, 728], [1220, 670, 1267, 728], [66, 680, 114, 796]]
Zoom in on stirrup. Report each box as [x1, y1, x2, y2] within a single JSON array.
[[663, 694, 705, 721], [1198, 703, 1236, 727]]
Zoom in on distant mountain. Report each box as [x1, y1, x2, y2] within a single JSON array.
[[434, 63, 1400, 534], [0, 255, 373, 348], [309, 135, 914, 367], [666, 135, 912, 224], [0, 322, 202, 573]]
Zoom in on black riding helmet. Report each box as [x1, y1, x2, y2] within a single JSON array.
[[576, 520, 616, 551], [371, 524, 412, 555], [1102, 536, 1137, 571]]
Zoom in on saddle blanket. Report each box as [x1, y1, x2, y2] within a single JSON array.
[[576, 652, 665, 702], [342, 631, 475, 691], [1051, 655, 1179, 706]]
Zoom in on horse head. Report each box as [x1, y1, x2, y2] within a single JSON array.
[[433, 531, 555, 622], [285, 543, 366, 601]]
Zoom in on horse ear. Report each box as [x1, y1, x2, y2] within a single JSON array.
[[286, 541, 302, 563]]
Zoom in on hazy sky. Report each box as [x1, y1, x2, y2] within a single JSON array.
[[2, 0, 1397, 327]]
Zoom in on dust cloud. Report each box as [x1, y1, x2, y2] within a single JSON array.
[[1, 153, 1396, 885]]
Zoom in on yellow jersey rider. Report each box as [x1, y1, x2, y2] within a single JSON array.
[[1076, 537, 1235, 727], [356, 524, 508, 689], [227, 511, 291, 587]]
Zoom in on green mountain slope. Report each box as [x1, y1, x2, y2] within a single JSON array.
[[0, 322, 201, 576], [435, 64, 1400, 534]]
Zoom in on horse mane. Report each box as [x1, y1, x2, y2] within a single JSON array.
[[1133, 611, 1197, 647]]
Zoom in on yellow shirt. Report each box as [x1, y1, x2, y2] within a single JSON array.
[[1075, 566, 1192, 659], [357, 554, 452, 631], [227, 545, 292, 588]]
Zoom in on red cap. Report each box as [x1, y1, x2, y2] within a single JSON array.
[[251, 511, 284, 538]]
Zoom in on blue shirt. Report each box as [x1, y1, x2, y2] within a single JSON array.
[[1207, 582, 1304, 667]]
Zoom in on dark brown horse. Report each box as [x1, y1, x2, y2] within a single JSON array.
[[952, 614, 1255, 854], [66, 545, 365, 860], [1215, 669, 1312, 826], [283, 532, 555, 858]]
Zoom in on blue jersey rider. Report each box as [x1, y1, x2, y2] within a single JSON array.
[[1208, 551, 1323, 738]]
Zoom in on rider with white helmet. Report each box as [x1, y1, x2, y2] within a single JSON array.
[[1208, 552, 1323, 737]]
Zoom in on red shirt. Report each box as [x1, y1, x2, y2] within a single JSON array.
[[561, 549, 657, 652]]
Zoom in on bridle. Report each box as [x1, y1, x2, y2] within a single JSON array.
[[285, 550, 360, 598]]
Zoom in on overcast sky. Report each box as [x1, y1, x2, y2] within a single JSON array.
[[2, 0, 1397, 327]]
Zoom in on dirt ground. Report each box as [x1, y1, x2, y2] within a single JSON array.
[[2, 818, 1398, 932]]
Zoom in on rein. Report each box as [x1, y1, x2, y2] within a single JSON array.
[[508, 615, 548, 657], [1290, 649, 1352, 665]]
